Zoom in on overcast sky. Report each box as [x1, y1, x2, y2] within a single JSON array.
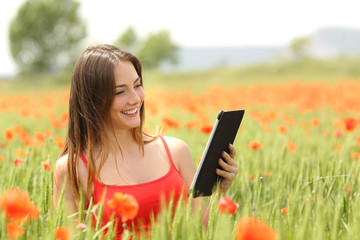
[[1, 0, 359, 76]]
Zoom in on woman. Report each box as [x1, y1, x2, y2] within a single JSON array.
[[53, 44, 238, 237]]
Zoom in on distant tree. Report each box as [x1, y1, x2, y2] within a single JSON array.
[[115, 28, 178, 69], [137, 30, 179, 69], [289, 36, 311, 60], [115, 26, 138, 53], [9, 0, 87, 74]]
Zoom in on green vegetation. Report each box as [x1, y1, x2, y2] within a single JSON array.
[[9, 0, 86, 74], [1, 56, 359, 94]]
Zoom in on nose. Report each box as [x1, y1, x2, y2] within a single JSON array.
[[128, 88, 141, 105]]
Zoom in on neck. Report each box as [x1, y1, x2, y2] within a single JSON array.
[[105, 126, 142, 154]]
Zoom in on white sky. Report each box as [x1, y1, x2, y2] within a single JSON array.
[[1, 0, 359, 76]]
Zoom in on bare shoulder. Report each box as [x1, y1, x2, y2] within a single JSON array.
[[162, 136, 190, 153], [162, 136, 194, 171], [54, 154, 68, 175], [162, 136, 197, 189]]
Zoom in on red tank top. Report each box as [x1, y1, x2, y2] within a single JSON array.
[[80, 136, 188, 238]]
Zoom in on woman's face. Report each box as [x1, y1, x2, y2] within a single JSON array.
[[109, 61, 145, 130]]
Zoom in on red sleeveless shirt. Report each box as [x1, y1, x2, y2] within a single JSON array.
[[80, 136, 188, 238]]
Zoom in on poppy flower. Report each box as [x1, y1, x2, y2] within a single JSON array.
[[218, 196, 238, 214], [14, 158, 24, 167], [249, 174, 255, 181], [277, 125, 287, 134], [200, 124, 213, 134], [108, 193, 139, 222], [0, 155, 3, 162], [161, 116, 180, 130], [351, 152, 360, 160], [55, 226, 72, 240], [334, 145, 343, 152], [7, 222, 25, 239], [286, 141, 297, 152], [333, 129, 343, 138], [248, 141, 262, 150], [235, 217, 278, 240], [5, 128, 14, 141], [54, 136, 64, 149], [13, 124, 23, 136], [20, 132, 32, 147], [346, 185, 351, 194], [281, 207, 288, 216], [42, 159, 51, 172], [343, 116, 357, 132], [0, 188, 39, 222], [310, 118, 320, 127], [185, 120, 198, 130], [15, 149, 26, 158]]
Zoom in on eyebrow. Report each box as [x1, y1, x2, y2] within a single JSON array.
[[115, 77, 141, 88]]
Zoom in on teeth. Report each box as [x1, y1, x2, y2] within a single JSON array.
[[122, 109, 137, 114]]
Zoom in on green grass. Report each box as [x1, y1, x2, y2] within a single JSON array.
[[0, 58, 360, 239]]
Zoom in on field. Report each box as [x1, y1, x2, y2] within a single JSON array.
[[0, 59, 360, 239]]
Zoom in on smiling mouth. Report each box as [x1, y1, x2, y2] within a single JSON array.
[[121, 108, 138, 115]]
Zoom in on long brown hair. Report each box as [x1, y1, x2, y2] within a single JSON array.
[[60, 44, 153, 206]]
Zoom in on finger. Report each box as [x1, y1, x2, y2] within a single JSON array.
[[216, 167, 238, 180], [218, 158, 238, 172], [221, 151, 238, 167], [228, 143, 236, 159]]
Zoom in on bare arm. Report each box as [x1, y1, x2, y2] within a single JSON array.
[[53, 155, 77, 213], [165, 137, 238, 226]]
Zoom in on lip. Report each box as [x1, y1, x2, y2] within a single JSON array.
[[121, 108, 139, 117]]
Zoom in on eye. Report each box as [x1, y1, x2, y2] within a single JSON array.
[[115, 91, 124, 95], [135, 84, 142, 88]]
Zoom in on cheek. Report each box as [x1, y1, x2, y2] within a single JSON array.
[[110, 97, 124, 111], [139, 88, 145, 102]]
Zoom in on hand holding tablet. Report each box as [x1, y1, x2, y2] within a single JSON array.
[[190, 109, 245, 198]]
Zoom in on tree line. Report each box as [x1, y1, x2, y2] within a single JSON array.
[[9, 0, 179, 75]]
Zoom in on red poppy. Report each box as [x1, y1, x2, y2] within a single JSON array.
[[249, 174, 255, 181], [277, 125, 287, 134], [200, 124, 213, 134], [15, 149, 26, 158], [54, 136, 64, 150], [54, 226, 72, 240], [343, 116, 357, 132], [7, 222, 25, 239], [14, 158, 24, 167], [218, 196, 238, 214], [42, 160, 51, 172], [108, 193, 139, 222], [346, 185, 351, 194], [0, 188, 39, 222], [333, 129, 343, 138], [13, 124, 23, 136], [334, 145, 343, 152], [0, 155, 3, 162], [5, 128, 14, 141], [235, 217, 278, 240], [161, 116, 180, 130], [286, 141, 297, 152], [351, 152, 360, 160], [310, 118, 320, 127], [248, 141, 262, 150], [281, 207, 288, 216]]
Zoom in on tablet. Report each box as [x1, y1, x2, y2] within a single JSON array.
[[189, 109, 245, 198]]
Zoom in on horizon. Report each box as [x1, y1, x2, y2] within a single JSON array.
[[1, 0, 360, 76]]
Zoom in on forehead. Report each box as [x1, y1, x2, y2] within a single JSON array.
[[113, 61, 139, 85]]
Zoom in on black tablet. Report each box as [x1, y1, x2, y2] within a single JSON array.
[[190, 109, 245, 198]]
